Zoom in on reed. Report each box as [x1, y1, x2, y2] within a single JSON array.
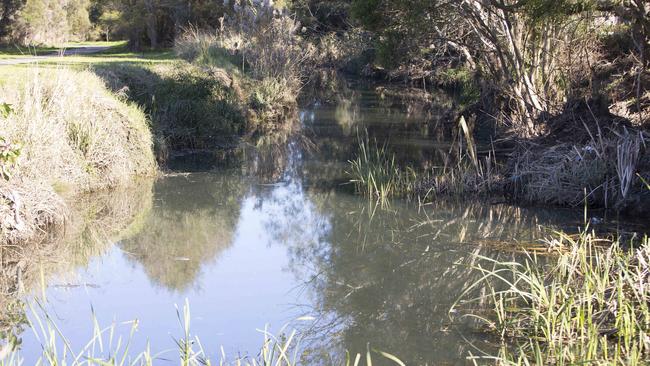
[[453, 229, 650, 365], [345, 131, 429, 207], [347, 119, 501, 204], [0, 300, 405, 366]]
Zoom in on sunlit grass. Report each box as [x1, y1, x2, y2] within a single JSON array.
[[453, 229, 650, 365], [0, 41, 175, 65], [346, 133, 418, 206]]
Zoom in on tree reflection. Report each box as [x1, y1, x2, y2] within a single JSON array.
[[119, 172, 248, 291], [284, 192, 581, 364]]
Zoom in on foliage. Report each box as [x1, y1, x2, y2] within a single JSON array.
[[0, 104, 21, 180], [11, 0, 91, 45], [0, 0, 25, 39], [0, 137, 20, 180]]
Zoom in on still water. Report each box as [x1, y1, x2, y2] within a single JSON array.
[[8, 84, 615, 364]]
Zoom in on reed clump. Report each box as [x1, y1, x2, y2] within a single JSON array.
[[348, 118, 502, 204], [0, 67, 156, 245], [454, 230, 650, 365], [347, 136, 406, 203]]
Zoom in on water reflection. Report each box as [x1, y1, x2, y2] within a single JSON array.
[[120, 173, 247, 291], [0, 180, 154, 346], [283, 190, 583, 365]]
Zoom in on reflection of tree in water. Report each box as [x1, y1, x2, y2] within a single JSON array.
[[284, 193, 581, 364], [119, 173, 248, 292], [0, 180, 154, 348]]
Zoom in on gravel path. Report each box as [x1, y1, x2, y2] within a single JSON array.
[[0, 46, 110, 65]]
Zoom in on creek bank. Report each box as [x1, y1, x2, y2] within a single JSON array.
[[327, 74, 649, 216], [0, 67, 156, 246]]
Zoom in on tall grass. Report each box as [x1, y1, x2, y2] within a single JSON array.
[[453, 229, 650, 365], [0, 300, 405, 366], [347, 119, 501, 204], [347, 135, 405, 204], [174, 5, 312, 137], [0, 67, 156, 245]]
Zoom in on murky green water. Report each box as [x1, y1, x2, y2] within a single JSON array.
[[6, 83, 636, 364]]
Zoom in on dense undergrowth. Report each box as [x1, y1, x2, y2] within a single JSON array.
[[347, 120, 649, 214], [95, 62, 246, 157], [173, 6, 311, 142]]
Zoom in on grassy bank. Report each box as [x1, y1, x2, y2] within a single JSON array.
[[0, 66, 156, 245], [453, 229, 650, 365]]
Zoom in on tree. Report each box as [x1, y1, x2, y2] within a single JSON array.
[[0, 0, 25, 40], [10, 0, 91, 45]]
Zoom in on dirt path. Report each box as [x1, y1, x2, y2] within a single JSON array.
[[0, 46, 110, 65]]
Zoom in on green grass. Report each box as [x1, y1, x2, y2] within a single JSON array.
[[453, 229, 650, 365], [346, 122, 500, 205], [346, 134, 416, 205], [0, 41, 174, 64]]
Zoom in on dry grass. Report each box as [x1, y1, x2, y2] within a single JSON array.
[[0, 66, 156, 245], [174, 5, 313, 137], [175, 8, 311, 87], [508, 128, 648, 208]]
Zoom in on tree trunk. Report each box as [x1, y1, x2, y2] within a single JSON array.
[[144, 0, 158, 49]]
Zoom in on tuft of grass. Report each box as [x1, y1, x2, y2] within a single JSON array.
[[347, 118, 501, 205], [346, 134, 410, 205], [454, 229, 650, 365]]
